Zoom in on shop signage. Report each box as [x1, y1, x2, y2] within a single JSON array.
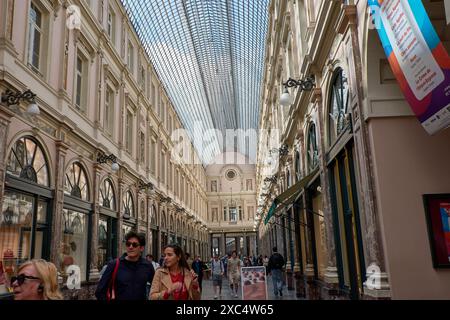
[[369, 0, 450, 134], [241, 266, 268, 300]]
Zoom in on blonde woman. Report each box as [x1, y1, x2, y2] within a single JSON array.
[[150, 244, 201, 300], [11, 259, 63, 300]]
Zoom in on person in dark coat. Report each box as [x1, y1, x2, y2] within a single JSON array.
[[95, 232, 154, 300], [191, 255, 207, 292]]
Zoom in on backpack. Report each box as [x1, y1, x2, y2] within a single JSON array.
[[211, 260, 223, 273]]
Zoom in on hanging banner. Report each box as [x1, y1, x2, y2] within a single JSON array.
[[369, 0, 450, 134]]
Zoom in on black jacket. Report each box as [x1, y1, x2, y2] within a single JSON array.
[[95, 254, 155, 300], [267, 253, 285, 273]]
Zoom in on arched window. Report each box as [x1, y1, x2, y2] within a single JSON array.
[[123, 191, 134, 219], [99, 179, 116, 210], [150, 205, 157, 226], [7, 136, 49, 186], [64, 162, 89, 201], [329, 68, 349, 143], [307, 122, 319, 172]]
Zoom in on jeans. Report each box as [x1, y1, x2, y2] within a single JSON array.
[[271, 269, 284, 294]]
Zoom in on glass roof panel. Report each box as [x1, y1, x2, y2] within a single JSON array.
[[121, 0, 270, 164]]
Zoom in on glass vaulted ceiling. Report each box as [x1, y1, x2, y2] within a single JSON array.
[[122, 0, 270, 164]]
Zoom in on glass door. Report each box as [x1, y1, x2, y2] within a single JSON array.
[[329, 142, 365, 299]]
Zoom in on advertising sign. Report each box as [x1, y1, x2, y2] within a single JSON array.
[[369, 0, 450, 134], [241, 266, 268, 300]]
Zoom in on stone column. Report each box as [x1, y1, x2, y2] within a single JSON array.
[[50, 139, 69, 261], [220, 233, 225, 256], [88, 163, 102, 281], [243, 232, 248, 256], [285, 209, 294, 290], [146, 196, 154, 255], [0, 107, 14, 212], [313, 87, 340, 296], [117, 178, 125, 256], [345, 6, 390, 298], [157, 202, 162, 258]]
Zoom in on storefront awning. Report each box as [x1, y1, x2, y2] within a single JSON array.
[[264, 169, 318, 225]]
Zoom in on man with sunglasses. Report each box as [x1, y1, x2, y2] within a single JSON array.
[[95, 232, 155, 300]]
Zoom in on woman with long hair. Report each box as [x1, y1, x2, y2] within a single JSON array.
[[150, 244, 201, 300], [11, 259, 63, 300]]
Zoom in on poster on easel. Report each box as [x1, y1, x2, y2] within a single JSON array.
[[369, 0, 450, 135], [241, 266, 268, 300]]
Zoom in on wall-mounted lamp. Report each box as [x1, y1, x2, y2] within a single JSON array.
[[97, 152, 120, 172], [1, 89, 40, 115], [280, 75, 315, 107]]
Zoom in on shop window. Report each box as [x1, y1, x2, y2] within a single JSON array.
[[64, 162, 89, 201], [329, 68, 350, 143], [99, 178, 116, 210], [7, 136, 49, 186], [123, 191, 134, 219], [60, 209, 88, 281], [121, 224, 135, 254], [0, 191, 50, 279]]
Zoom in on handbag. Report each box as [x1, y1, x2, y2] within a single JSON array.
[[106, 258, 120, 301]]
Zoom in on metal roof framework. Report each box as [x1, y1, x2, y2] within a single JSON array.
[[121, 0, 270, 164]]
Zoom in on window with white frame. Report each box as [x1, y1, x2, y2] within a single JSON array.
[[246, 179, 253, 191], [126, 110, 133, 153], [107, 7, 115, 44], [247, 206, 254, 221], [28, 3, 44, 73], [104, 86, 114, 136], [75, 52, 88, 113], [128, 41, 134, 73]]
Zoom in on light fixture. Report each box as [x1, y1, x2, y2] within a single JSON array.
[[1, 89, 40, 115], [97, 152, 119, 172], [280, 75, 315, 107], [280, 87, 292, 106]]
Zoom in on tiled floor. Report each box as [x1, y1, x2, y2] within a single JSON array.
[[200, 276, 301, 300]]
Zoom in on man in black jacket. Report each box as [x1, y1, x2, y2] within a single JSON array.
[[95, 232, 154, 300], [267, 247, 285, 297]]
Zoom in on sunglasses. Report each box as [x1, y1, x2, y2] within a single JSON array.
[[10, 274, 41, 286], [125, 241, 141, 248]]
